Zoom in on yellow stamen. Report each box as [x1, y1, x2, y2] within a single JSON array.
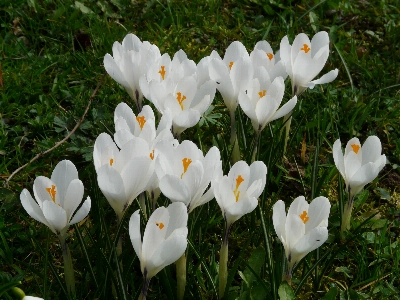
[[351, 144, 361, 154], [109, 158, 114, 166], [266, 53, 274, 60], [299, 211, 309, 224], [155, 222, 164, 230], [176, 92, 187, 110], [233, 175, 244, 202], [180, 158, 192, 178], [258, 90, 266, 98], [158, 65, 166, 80], [229, 61, 234, 70], [300, 44, 310, 53], [46, 185, 57, 203], [149, 150, 155, 160], [136, 116, 146, 130]]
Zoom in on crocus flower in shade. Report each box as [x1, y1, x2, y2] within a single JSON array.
[[332, 136, 386, 234], [239, 73, 297, 133], [212, 160, 267, 298], [20, 160, 91, 237], [93, 133, 155, 221], [279, 31, 338, 96], [20, 160, 91, 295], [250, 40, 287, 82], [156, 139, 221, 213], [23, 297, 44, 300], [272, 196, 330, 283], [129, 202, 188, 300], [104, 33, 161, 110]]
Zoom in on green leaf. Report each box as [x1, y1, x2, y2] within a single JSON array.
[[321, 286, 338, 300], [278, 281, 295, 300], [75, 1, 94, 14]]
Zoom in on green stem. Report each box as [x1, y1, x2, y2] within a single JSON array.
[[251, 130, 261, 163], [219, 223, 230, 299], [282, 113, 292, 155], [341, 193, 355, 237], [138, 275, 150, 300], [60, 235, 75, 297], [139, 192, 147, 220], [176, 253, 186, 300], [116, 213, 124, 258], [230, 110, 240, 163]]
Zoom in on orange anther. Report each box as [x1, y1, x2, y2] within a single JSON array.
[[351, 144, 361, 154], [136, 116, 146, 130], [158, 65, 166, 80], [258, 90, 266, 98], [300, 44, 310, 53], [233, 175, 244, 202], [180, 158, 192, 178], [109, 158, 114, 166], [266, 53, 274, 60], [46, 185, 57, 202], [299, 211, 310, 224], [156, 222, 165, 230], [229, 61, 234, 70], [150, 150, 155, 160], [176, 92, 187, 110]]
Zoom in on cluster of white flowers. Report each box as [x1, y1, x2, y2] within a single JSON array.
[[18, 31, 386, 299]]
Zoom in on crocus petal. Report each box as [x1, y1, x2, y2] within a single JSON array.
[[349, 162, 379, 190], [165, 202, 188, 238], [159, 175, 190, 205], [42, 201, 67, 234], [332, 139, 345, 179], [20, 189, 51, 228], [310, 31, 329, 57], [361, 136, 382, 165], [304, 69, 339, 89], [287, 196, 309, 217], [272, 200, 287, 243], [225, 197, 258, 226], [50, 160, 78, 206], [291, 227, 328, 264], [69, 197, 91, 225], [129, 210, 142, 260], [63, 179, 84, 221], [104, 54, 130, 88], [33, 176, 57, 206], [269, 95, 297, 123], [305, 196, 330, 234]]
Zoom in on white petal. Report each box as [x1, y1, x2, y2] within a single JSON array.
[[165, 202, 188, 238], [291, 227, 328, 265], [42, 201, 68, 234], [361, 136, 382, 165], [20, 189, 51, 229], [304, 69, 338, 89], [63, 179, 84, 221], [305, 196, 330, 234], [332, 139, 345, 180], [69, 197, 91, 225], [272, 200, 287, 243], [159, 175, 190, 205], [50, 160, 78, 206], [269, 95, 297, 123], [225, 196, 258, 226], [129, 210, 142, 260]]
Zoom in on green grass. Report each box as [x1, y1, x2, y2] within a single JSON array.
[[1, 0, 400, 299]]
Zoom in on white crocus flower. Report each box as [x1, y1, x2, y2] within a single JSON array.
[[272, 196, 330, 283], [239, 72, 297, 133], [20, 160, 91, 294], [139, 49, 197, 112], [104, 33, 161, 110], [129, 202, 188, 299], [209, 41, 253, 161], [250, 40, 287, 82], [20, 160, 91, 237], [332, 136, 386, 233], [114, 103, 174, 211], [280, 31, 338, 96], [156, 140, 221, 213], [212, 160, 267, 298], [162, 76, 216, 137], [93, 133, 155, 220]]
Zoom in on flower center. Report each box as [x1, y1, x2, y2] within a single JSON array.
[[155, 222, 164, 230], [180, 157, 192, 178], [158, 65, 166, 80], [258, 90, 266, 98], [149, 150, 155, 160], [176, 92, 187, 110], [233, 175, 244, 202], [300, 44, 310, 53], [351, 144, 361, 154], [109, 158, 114, 166], [299, 211, 309, 224], [46, 185, 57, 203], [136, 116, 146, 130], [229, 61, 234, 70], [266, 53, 274, 60]]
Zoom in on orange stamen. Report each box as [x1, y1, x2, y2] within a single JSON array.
[[176, 92, 187, 110], [156, 222, 164, 230], [300, 44, 310, 53], [299, 211, 310, 224], [229, 61, 234, 70], [158, 65, 166, 80], [150, 150, 155, 160], [109, 158, 114, 166], [46, 185, 57, 202], [351, 144, 361, 154], [258, 90, 266, 98], [233, 175, 244, 202], [266, 53, 274, 60], [180, 158, 192, 178], [136, 116, 146, 130]]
